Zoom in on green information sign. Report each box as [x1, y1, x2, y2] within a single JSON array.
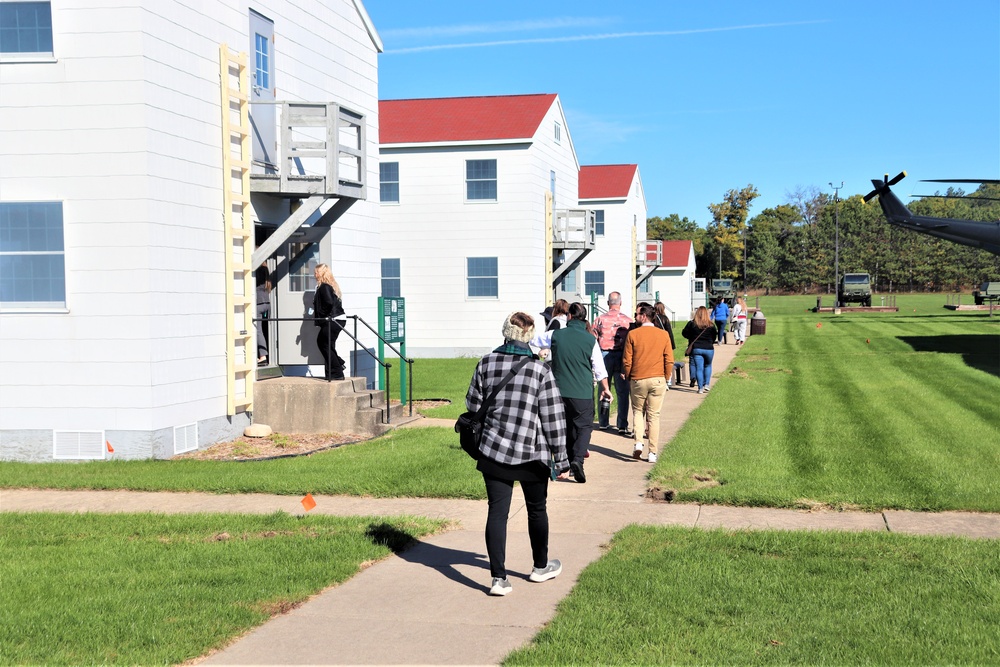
[[377, 297, 407, 403], [379, 297, 405, 344]]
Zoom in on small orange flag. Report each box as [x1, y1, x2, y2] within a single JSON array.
[[816, 322, 822, 328], [300, 493, 317, 512], [106, 440, 114, 453]]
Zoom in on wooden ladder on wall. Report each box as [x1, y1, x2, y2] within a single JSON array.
[[219, 44, 254, 415]]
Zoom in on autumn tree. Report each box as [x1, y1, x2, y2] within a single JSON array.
[[707, 185, 759, 282]]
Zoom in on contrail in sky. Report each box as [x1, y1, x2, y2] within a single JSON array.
[[381, 17, 614, 40], [385, 20, 828, 54]]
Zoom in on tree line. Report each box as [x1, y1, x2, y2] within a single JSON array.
[[648, 183, 1000, 294]]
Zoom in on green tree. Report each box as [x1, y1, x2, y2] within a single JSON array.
[[747, 204, 798, 294], [707, 185, 759, 282]]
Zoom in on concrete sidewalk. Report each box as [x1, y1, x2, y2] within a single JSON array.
[[3, 340, 999, 665]]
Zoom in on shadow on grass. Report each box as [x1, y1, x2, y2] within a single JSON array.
[[898, 334, 1000, 378], [365, 522, 489, 593]]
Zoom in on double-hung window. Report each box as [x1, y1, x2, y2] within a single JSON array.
[[467, 257, 498, 298], [584, 271, 605, 298], [381, 258, 401, 297], [380, 162, 399, 203], [0, 2, 53, 57], [595, 209, 605, 236], [0, 201, 65, 308], [466, 159, 497, 201]]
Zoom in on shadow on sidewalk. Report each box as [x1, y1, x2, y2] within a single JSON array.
[[367, 522, 491, 593]]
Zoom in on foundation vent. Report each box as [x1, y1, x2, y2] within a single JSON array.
[[53, 430, 105, 460], [174, 423, 198, 455]]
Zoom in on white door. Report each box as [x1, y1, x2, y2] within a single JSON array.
[[249, 10, 276, 174], [274, 230, 326, 374], [691, 278, 706, 313]]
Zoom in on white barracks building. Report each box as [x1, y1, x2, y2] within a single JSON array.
[[0, 0, 384, 461]]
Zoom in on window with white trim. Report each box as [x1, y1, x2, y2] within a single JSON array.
[[0, 2, 53, 56], [381, 258, 401, 297], [380, 162, 399, 203], [288, 242, 318, 292], [0, 201, 65, 308], [584, 271, 605, 298], [595, 209, 605, 236], [467, 257, 498, 298], [466, 159, 497, 201], [559, 268, 577, 293], [254, 31, 270, 91]]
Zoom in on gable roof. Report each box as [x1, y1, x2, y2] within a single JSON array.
[[352, 0, 384, 53], [579, 164, 638, 200], [661, 240, 694, 268], [379, 94, 558, 145]]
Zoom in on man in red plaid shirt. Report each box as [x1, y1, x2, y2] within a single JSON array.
[[593, 291, 633, 434]]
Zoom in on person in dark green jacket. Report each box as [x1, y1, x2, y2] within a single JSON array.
[[531, 302, 612, 483]]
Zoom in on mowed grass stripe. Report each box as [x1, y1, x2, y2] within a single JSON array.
[[659, 297, 1000, 511]]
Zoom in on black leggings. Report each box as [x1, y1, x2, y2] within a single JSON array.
[[483, 474, 549, 579], [316, 321, 344, 379]]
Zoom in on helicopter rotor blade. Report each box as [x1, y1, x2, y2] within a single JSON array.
[[921, 178, 1000, 184]]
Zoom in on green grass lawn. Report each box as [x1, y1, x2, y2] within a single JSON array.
[[3, 295, 998, 512], [654, 294, 1000, 511], [0, 427, 487, 498], [505, 525, 1000, 666], [0, 511, 442, 665]]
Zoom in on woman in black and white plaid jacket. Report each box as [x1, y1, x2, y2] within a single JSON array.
[[466, 311, 570, 597]]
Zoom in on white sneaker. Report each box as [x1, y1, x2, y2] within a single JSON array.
[[529, 559, 562, 582], [489, 577, 512, 596], [632, 443, 643, 460], [697, 388, 704, 394], [647, 452, 657, 464]]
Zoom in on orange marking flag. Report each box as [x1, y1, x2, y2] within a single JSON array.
[[301, 493, 317, 512], [106, 441, 114, 453]]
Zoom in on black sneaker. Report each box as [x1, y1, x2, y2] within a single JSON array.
[[570, 461, 586, 484]]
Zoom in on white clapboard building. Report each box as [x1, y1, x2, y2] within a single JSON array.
[[643, 240, 701, 324], [379, 93, 591, 357], [0, 0, 384, 461], [571, 164, 647, 314]]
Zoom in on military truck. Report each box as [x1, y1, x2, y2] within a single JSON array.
[[838, 273, 872, 307], [709, 279, 737, 305], [972, 281, 1000, 305]]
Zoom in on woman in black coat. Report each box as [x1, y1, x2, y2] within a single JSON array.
[[312, 263, 346, 380]]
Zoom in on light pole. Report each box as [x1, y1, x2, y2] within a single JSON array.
[[829, 181, 843, 305]]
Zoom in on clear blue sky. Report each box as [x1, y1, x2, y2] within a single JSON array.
[[365, 1, 1000, 227]]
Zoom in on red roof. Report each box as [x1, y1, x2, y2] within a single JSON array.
[[661, 240, 693, 267], [379, 94, 558, 144], [579, 164, 637, 200]]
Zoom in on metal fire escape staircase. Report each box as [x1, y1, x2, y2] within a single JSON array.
[[551, 208, 596, 292], [219, 45, 366, 415]]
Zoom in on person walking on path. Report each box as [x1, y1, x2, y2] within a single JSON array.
[[465, 312, 569, 597], [622, 303, 674, 463], [593, 292, 633, 432], [532, 302, 612, 483], [711, 298, 730, 345], [312, 264, 347, 380], [683, 306, 717, 394], [732, 297, 749, 345]]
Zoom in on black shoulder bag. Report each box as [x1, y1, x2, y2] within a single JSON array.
[[455, 357, 532, 460]]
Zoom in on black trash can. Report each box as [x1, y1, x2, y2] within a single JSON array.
[[750, 312, 766, 336]]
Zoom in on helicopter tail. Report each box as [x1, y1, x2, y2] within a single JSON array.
[[864, 171, 912, 222]]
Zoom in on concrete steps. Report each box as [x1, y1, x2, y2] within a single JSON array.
[[253, 376, 414, 437]]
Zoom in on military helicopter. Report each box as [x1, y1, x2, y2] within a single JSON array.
[[864, 171, 1000, 256]]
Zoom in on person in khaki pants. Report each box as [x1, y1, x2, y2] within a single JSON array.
[[621, 303, 674, 463]]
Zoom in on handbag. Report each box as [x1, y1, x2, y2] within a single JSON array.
[[455, 357, 532, 460], [684, 325, 709, 357]]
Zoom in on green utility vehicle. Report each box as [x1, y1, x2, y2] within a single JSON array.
[[710, 279, 736, 305], [838, 273, 872, 307], [972, 281, 1000, 305]]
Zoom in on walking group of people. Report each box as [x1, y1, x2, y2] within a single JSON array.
[[464, 291, 739, 596]]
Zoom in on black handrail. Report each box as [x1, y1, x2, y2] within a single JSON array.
[[252, 314, 414, 421], [344, 314, 414, 417]]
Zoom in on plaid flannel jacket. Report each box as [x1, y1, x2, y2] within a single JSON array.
[[466, 351, 569, 470]]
